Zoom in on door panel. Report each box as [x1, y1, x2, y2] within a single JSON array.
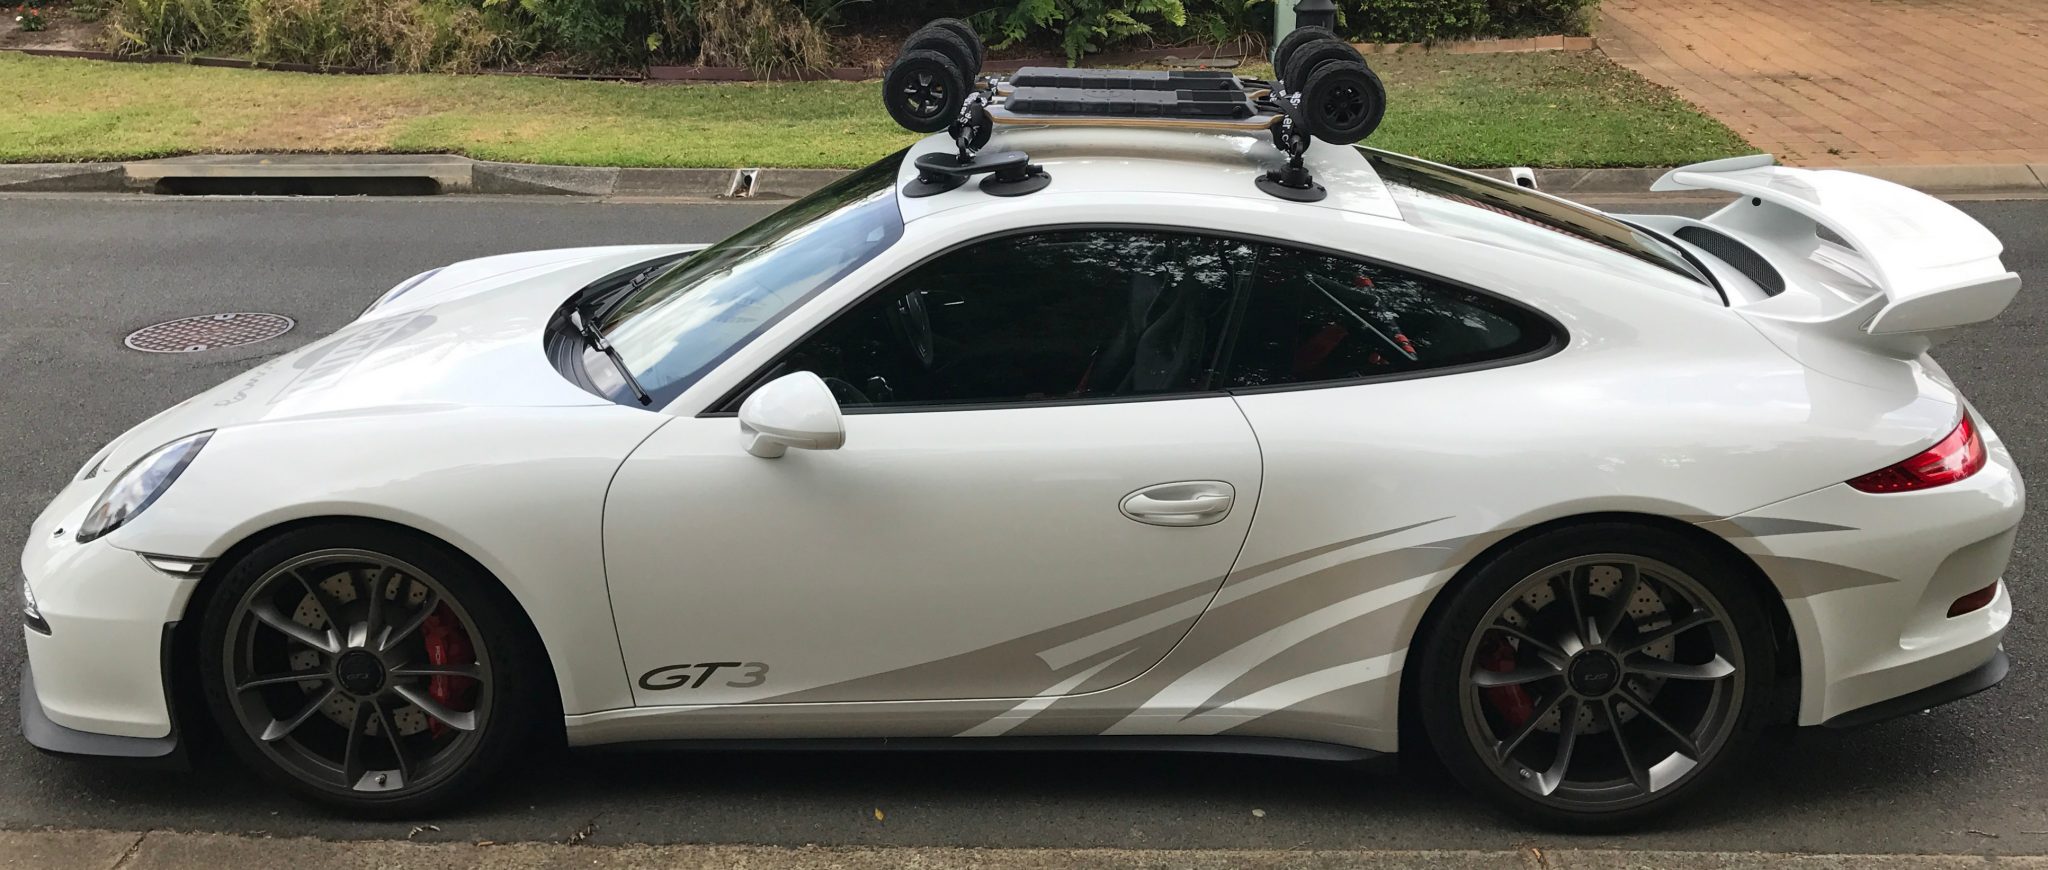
[[604, 398, 1261, 706]]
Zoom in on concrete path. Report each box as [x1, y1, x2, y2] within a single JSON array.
[[1598, 0, 2048, 166], [2, 830, 2047, 870]]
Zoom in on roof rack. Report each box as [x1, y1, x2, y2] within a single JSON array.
[[882, 19, 1387, 202]]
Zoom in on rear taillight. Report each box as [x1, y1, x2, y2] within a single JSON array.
[[1846, 415, 1986, 493]]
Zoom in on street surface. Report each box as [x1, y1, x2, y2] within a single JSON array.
[[1, 194, 2041, 853]]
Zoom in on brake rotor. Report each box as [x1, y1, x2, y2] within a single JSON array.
[[288, 569, 433, 737], [1497, 564, 1676, 735]]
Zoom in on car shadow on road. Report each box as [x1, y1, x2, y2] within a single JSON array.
[[7, 701, 2025, 850]]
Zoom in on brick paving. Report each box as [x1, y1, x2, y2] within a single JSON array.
[[1598, 0, 2048, 165]]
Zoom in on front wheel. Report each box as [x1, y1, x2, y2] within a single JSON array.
[[1414, 523, 1777, 831], [198, 523, 541, 816]]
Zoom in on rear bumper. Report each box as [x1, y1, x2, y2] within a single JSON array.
[[1709, 413, 2023, 726], [1821, 647, 2009, 729]]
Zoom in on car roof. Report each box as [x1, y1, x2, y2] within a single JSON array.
[[894, 126, 1407, 225]]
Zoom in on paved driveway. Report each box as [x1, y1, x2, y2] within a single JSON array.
[[1600, 0, 2048, 166]]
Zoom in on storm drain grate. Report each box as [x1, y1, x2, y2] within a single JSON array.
[[125, 313, 296, 353]]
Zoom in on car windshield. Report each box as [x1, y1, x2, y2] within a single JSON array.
[[1362, 149, 1711, 287], [593, 149, 907, 407]]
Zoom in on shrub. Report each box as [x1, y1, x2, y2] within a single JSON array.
[[110, 0, 526, 70], [516, 0, 695, 67], [1335, 0, 1594, 43], [1185, 0, 1270, 54], [695, 0, 831, 75], [985, 0, 1189, 63], [108, 0, 245, 54]]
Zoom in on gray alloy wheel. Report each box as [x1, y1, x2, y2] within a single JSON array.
[[219, 548, 493, 799], [1457, 554, 1746, 811]]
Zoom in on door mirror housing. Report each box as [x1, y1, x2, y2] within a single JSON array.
[[738, 371, 845, 458]]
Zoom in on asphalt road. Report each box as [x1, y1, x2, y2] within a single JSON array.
[[0, 193, 2042, 854]]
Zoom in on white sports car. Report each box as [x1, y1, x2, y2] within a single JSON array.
[[19, 128, 2022, 829]]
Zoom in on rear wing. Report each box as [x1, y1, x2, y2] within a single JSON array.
[[1653, 155, 2020, 336]]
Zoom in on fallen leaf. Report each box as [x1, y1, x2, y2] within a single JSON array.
[[1251, 808, 1266, 818], [406, 824, 441, 840], [873, 808, 885, 821]]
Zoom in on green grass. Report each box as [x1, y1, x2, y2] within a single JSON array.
[[0, 51, 1749, 168]]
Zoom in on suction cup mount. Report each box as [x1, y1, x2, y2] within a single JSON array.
[[1255, 105, 1326, 203], [904, 149, 1051, 199]]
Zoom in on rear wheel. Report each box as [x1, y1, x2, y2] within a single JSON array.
[[198, 523, 540, 816], [911, 18, 983, 75], [1271, 25, 1337, 87], [884, 49, 967, 133], [1299, 60, 1385, 144], [1282, 37, 1363, 93], [1414, 523, 1776, 831]]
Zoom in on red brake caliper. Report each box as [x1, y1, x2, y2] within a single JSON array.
[[1477, 633, 1535, 729], [420, 605, 476, 738]]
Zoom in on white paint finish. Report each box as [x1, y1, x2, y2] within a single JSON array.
[[16, 137, 2025, 766], [1653, 156, 2022, 338], [604, 398, 1262, 705], [1716, 414, 2022, 724], [958, 650, 1135, 737]]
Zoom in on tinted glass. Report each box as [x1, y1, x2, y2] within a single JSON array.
[[595, 150, 907, 407], [769, 229, 1250, 408], [1223, 244, 1554, 388]]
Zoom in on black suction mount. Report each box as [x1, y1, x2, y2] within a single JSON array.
[[905, 150, 1052, 199], [1255, 97, 1326, 203], [902, 91, 1051, 198]]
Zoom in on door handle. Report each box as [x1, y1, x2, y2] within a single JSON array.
[[1121, 481, 1236, 527]]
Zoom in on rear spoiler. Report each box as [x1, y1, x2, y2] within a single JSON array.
[[1653, 155, 2020, 337]]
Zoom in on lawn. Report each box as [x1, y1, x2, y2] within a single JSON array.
[[0, 51, 1749, 168]]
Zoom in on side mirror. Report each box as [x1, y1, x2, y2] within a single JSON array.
[[738, 371, 845, 459]]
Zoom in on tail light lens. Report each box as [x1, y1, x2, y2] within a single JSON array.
[[1847, 415, 1986, 493]]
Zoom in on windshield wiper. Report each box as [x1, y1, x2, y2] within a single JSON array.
[[569, 306, 653, 407]]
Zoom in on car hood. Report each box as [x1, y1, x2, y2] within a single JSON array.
[[88, 244, 705, 476]]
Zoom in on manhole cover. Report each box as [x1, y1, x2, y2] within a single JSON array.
[[125, 313, 295, 353]]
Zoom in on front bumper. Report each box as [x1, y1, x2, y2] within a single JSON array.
[[20, 471, 204, 745], [20, 661, 181, 763]]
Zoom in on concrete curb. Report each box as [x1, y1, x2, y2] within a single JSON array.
[[3, 829, 2047, 869], [4, 155, 2044, 199]]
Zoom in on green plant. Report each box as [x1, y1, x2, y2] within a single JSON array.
[[695, 0, 832, 76], [988, 0, 1189, 63], [108, 0, 246, 54], [1186, 0, 1268, 55], [15, 3, 49, 29], [515, 0, 696, 67]]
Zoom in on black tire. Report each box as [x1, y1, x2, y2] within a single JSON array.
[[884, 49, 967, 134], [197, 522, 544, 817], [1299, 60, 1386, 145], [906, 24, 980, 80], [1283, 36, 1364, 92], [1271, 25, 1336, 87], [1413, 522, 1777, 832], [914, 18, 983, 74]]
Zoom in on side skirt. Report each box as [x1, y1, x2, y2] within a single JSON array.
[[577, 734, 1381, 763]]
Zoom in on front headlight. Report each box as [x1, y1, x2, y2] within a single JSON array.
[[75, 431, 212, 544]]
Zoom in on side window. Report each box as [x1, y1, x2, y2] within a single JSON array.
[[771, 229, 1251, 408], [1222, 245, 1554, 389]]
